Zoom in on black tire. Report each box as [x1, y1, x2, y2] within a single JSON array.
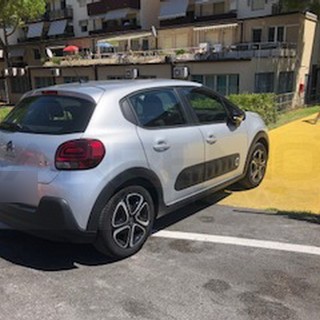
[[239, 142, 268, 190], [94, 185, 155, 259]]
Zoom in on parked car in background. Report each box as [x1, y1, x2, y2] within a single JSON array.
[[0, 79, 269, 259]]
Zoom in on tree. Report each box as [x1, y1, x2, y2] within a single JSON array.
[[280, 0, 320, 16], [0, 0, 46, 101]]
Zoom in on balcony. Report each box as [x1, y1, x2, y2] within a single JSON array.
[[43, 41, 298, 69], [49, 6, 73, 21], [88, 0, 140, 17], [89, 21, 140, 35], [160, 12, 237, 27]]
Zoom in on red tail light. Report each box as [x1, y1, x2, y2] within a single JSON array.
[[55, 139, 105, 170]]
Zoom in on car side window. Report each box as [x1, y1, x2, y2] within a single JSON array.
[[183, 88, 228, 124], [129, 88, 186, 128]]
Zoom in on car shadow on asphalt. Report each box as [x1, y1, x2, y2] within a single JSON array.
[[153, 191, 230, 231], [0, 230, 113, 271], [0, 192, 230, 271]]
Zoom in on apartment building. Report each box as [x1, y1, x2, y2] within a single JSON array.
[[0, 0, 319, 106]]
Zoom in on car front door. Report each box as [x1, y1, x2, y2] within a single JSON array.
[[180, 87, 248, 188], [128, 87, 205, 206]]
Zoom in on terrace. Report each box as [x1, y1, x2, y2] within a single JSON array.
[[44, 41, 297, 67]]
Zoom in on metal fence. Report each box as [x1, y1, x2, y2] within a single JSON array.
[[275, 92, 304, 113]]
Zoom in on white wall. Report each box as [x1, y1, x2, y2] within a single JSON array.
[[237, 0, 279, 19], [68, 0, 91, 37], [0, 27, 21, 46]]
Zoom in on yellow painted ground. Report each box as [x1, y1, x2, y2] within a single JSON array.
[[220, 114, 320, 214]]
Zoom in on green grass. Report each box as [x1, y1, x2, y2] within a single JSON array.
[[0, 107, 12, 121], [269, 106, 320, 130]]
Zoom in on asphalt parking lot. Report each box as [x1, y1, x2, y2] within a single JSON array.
[[0, 193, 319, 320]]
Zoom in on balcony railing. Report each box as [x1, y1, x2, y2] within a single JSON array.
[[160, 12, 237, 27], [89, 22, 140, 35], [49, 6, 73, 21], [232, 42, 297, 59]]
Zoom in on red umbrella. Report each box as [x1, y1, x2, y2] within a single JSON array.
[[63, 45, 79, 53]]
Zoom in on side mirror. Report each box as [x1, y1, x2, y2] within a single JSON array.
[[230, 112, 245, 127]]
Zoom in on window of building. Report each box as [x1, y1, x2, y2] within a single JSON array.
[[268, 26, 285, 42], [107, 76, 127, 80], [255, 73, 275, 93], [229, 75, 240, 95], [79, 20, 88, 33], [10, 77, 31, 94], [34, 77, 55, 89], [251, 0, 265, 11], [77, 0, 86, 7], [33, 49, 41, 60], [196, 1, 225, 17], [278, 71, 294, 93], [213, 2, 225, 14], [63, 76, 89, 84], [191, 74, 239, 96], [138, 75, 157, 79], [252, 28, 262, 43], [60, 0, 66, 10], [182, 88, 228, 124], [129, 89, 186, 128], [192, 75, 204, 84], [0, 79, 5, 91]]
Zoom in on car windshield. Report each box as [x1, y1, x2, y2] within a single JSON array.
[[0, 95, 95, 135]]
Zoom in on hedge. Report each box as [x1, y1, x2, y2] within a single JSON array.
[[228, 93, 278, 125]]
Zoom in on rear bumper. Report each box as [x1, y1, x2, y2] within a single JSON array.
[[0, 197, 97, 243]]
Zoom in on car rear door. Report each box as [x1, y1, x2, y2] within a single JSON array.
[[179, 87, 248, 188], [128, 87, 205, 205]]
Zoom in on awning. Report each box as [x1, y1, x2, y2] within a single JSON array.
[[101, 31, 152, 43], [159, 0, 189, 20], [9, 48, 25, 58], [96, 42, 113, 48], [104, 8, 139, 21], [193, 23, 238, 31], [48, 19, 67, 36], [27, 22, 44, 38], [48, 45, 66, 50]]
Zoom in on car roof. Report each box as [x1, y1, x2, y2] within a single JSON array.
[[26, 79, 202, 104]]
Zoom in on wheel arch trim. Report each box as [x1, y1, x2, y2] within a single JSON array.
[[244, 131, 269, 175], [86, 168, 164, 232]]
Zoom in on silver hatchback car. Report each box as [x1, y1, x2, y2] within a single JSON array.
[[0, 79, 268, 258]]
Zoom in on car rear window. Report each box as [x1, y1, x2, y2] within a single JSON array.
[[0, 95, 95, 135]]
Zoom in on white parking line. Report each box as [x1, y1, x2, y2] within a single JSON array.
[[153, 230, 320, 257]]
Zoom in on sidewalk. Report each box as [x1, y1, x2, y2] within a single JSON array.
[[220, 114, 320, 214]]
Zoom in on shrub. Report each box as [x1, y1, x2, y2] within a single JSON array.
[[51, 57, 61, 65], [228, 93, 278, 125], [175, 49, 186, 56]]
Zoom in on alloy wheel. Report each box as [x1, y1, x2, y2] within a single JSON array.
[[111, 193, 151, 249], [249, 148, 267, 184]]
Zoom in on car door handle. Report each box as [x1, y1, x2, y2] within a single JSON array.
[[206, 134, 217, 145], [153, 140, 170, 152]]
